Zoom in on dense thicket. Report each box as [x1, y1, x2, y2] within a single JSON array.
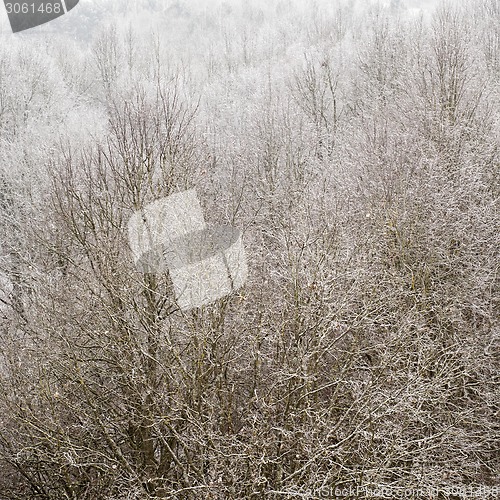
[[0, 1, 498, 498]]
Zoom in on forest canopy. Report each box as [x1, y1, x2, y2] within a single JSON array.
[[0, 0, 498, 498]]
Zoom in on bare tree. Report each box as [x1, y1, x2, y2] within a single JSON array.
[[0, 2, 498, 499]]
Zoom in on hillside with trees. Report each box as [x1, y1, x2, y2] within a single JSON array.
[[0, 0, 498, 498]]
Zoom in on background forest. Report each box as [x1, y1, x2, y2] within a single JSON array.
[[0, 0, 499, 498]]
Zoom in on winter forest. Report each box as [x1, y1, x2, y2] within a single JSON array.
[[0, 0, 499, 498]]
